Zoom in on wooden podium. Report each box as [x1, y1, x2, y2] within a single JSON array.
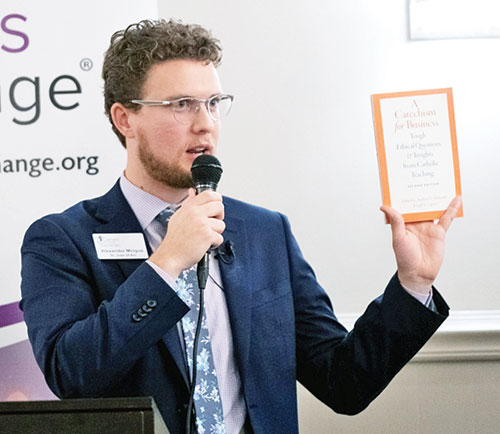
[[0, 396, 170, 434]]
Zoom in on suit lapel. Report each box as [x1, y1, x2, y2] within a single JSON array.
[[92, 181, 189, 387], [93, 182, 151, 280], [218, 212, 254, 382]]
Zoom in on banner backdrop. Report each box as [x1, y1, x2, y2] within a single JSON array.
[[0, 1, 157, 401]]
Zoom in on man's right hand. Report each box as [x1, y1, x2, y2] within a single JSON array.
[[149, 189, 225, 278]]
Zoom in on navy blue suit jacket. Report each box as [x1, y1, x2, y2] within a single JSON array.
[[20, 181, 449, 434]]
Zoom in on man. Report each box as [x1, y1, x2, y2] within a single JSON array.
[[21, 19, 461, 434]]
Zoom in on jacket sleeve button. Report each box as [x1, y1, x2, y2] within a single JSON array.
[[137, 308, 148, 318], [146, 299, 157, 308], [132, 313, 142, 322]]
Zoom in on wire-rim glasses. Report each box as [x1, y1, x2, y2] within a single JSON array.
[[129, 94, 234, 124]]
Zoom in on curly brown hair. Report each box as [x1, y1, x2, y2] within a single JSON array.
[[102, 19, 223, 147]]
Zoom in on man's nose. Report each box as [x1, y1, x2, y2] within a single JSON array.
[[192, 102, 215, 130]]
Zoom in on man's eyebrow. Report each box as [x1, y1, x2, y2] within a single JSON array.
[[160, 93, 223, 101], [161, 94, 192, 101]]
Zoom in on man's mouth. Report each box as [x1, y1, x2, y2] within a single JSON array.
[[187, 145, 210, 155]]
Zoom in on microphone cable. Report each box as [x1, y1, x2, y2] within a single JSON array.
[[185, 284, 205, 434]]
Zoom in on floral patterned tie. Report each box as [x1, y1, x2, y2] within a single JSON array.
[[157, 207, 226, 434]]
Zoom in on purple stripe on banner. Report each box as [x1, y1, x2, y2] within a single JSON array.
[[0, 340, 57, 401], [0, 301, 24, 328]]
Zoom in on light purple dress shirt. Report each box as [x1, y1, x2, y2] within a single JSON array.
[[119, 175, 247, 434]]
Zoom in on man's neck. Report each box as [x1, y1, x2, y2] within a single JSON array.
[[123, 170, 189, 205]]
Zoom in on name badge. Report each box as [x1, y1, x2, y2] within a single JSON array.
[[93, 233, 148, 260]]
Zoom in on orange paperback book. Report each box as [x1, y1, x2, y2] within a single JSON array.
[[372, 88, 463, 223]]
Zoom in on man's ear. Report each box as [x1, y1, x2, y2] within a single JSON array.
[[110, 102, 137, 139]]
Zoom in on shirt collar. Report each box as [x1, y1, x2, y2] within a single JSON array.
[[119, 174, 174, 231]]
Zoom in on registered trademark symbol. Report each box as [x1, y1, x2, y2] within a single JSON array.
[[80, 58, 93, 71]]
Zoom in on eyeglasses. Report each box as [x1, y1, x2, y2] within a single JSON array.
[[129, 94, 234, 124]]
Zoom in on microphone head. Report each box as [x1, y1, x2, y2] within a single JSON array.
[[191, 154, 223, 192]]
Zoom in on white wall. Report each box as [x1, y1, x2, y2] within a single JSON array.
[[158, 0, 500, 313], [298, 359, 500, 434]]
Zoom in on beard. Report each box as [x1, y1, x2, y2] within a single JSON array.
[[137, 131, 195, 189]]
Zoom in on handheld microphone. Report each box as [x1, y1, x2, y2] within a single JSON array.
[[191, 154, 223, 290]]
